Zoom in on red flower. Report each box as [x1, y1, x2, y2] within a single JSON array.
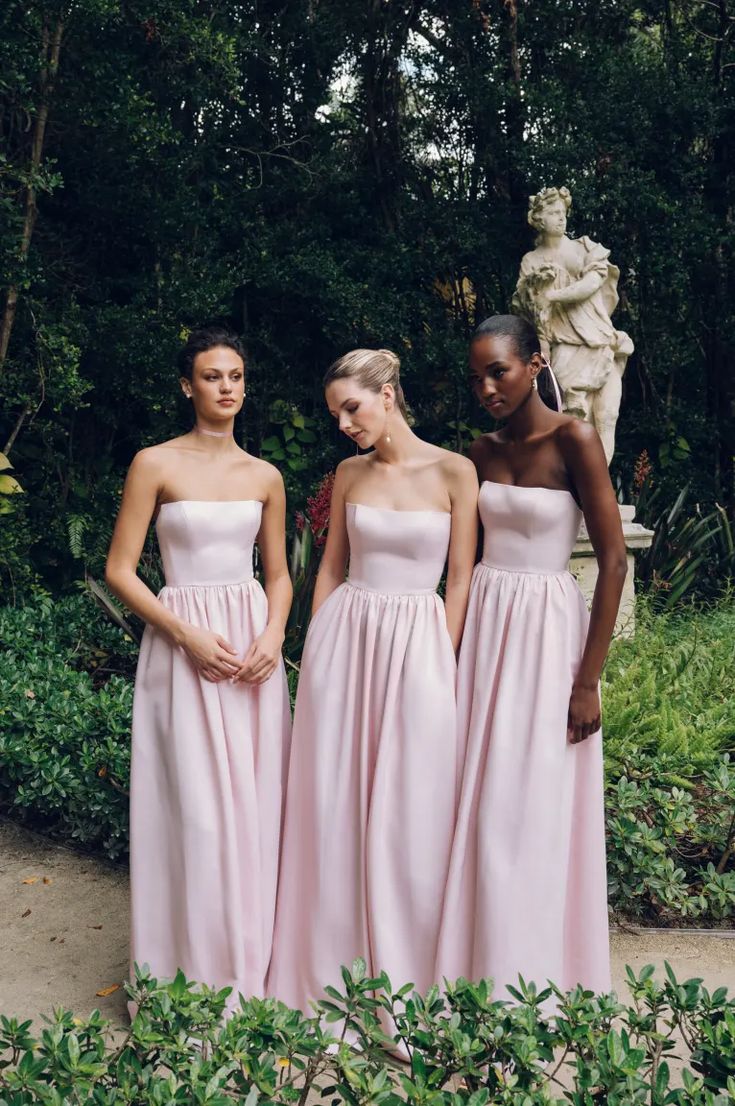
[[306, 471, 335, 548], [633, 450, 652, 493]]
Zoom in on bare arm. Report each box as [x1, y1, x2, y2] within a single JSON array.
[[105, 451, 186, 642], [105, 451, 240, 682], [311, 464, 350, 615], [234, 467, 293, 684], [562, 421, 627, 742], [443, 457, 479, 652]]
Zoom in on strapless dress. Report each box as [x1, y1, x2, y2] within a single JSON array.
[[268, 502, 459, 1038], [130, 500, 291, 1008], [436, 482, 610, 997]]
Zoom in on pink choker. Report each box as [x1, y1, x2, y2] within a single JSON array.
[[195, 425, 231, 439]]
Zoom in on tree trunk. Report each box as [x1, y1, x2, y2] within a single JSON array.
[[0, 13, 64, 375]]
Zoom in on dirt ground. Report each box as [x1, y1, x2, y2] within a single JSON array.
[[1, 819, 734, 1030]]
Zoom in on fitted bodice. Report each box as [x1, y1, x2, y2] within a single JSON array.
[[155, 500, 262, 587], [480, 481, 582, 574], [346, 502, 451, 593]]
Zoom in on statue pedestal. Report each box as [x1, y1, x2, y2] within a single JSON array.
[[569, 505, 654, 637]]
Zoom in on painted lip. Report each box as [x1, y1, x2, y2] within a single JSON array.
[[484, 400, 503, 412], [217, 398, 236, 405]]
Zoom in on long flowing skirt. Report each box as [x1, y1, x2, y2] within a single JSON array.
[[130, 579, 291, 1006], [268, 582, 459, 1024], [436, 564, 610, 998]]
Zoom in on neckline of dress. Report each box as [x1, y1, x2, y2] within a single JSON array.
[[346, 501, 451, 517], [158, 499, 264, 508], [481, 479, 576, 499]]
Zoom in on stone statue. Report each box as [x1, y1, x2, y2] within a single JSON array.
[[512, 186, 633, 463]]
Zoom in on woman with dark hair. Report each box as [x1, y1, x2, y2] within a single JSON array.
[[435, 314, 626, 998], [106, 325, 291, 1009]]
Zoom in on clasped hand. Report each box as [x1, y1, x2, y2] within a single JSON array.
[[180, 624, 282, 685]]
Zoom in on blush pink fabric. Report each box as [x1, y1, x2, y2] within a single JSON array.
[[268, 503, 459, 1026], [130, 500, 291, 1008], [435, 482, 610, 998]]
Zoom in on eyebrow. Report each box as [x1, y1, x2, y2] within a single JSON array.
[[471, 361, 505, 373]]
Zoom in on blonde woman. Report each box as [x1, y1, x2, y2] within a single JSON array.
[[268, 349, 477, 1036]]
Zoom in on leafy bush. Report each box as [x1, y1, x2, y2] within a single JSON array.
[[602, 602, 735, 923], [0, 595, 134, 859], [1, 594, 734, 922], [606, 757, 735, 923], [1, 961, 734, 1104], [602, 600, 735, 777]]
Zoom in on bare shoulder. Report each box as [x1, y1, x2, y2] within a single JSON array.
[[555, 416, 602, 455], [246, 452, 283, 487], [260, 462, 287, 503], [131, 434, 195, 470], [520, 248, 540, 270], [335, 453, 371, 486], [468, 431, 501, 464], [127, 443, 172, 479], [436, 445, 477, 480]]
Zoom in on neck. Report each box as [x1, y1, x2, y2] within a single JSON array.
[[371, 414, 416, 464], [193, 420, 236, 451], [541, 232, 564, 250], [504, 390, 551, 441]]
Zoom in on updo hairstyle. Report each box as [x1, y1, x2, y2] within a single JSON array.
[[177, 325, 247, 381], [472, 314, 562, 413], [323, 348, 409, 419]]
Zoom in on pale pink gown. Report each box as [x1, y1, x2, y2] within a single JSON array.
[[130, 500, 291, 1007], [268, 502, 459, 1021], [436, 481, 610, 997]]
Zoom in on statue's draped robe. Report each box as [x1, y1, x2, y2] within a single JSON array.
[[513, 236, 633, 403]]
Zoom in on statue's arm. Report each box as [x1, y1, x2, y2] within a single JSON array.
[[547, 268, 604, 305]]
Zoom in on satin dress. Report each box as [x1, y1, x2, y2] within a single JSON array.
[[268, 503, 459, 1029], [436, 482, 610, 997], [130, 500, 291, 1008]]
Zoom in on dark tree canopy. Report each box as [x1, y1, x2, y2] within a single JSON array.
[[1, 0, 733, 590]]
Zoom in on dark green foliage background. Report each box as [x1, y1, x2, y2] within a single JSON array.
[[1, 0, 733, 592]]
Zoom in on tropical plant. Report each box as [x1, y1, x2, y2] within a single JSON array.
[[633, 467, 734, 606]]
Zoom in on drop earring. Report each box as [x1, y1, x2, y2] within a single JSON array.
[[380, 409, 393, 442]]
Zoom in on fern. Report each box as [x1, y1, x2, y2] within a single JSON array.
[[67, 514, 89, 560]]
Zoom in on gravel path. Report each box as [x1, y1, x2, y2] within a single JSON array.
[[1, 819, 734, 1028]]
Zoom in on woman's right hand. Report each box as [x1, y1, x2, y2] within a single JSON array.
[[179, 624, 241, 682]]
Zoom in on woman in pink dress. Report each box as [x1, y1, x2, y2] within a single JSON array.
[[268, 348, 478, 1028], [105, 325, 292, 1008], [436, 314, 626, 998]]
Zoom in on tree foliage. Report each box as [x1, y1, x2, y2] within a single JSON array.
[[1, 0, 733, 589]]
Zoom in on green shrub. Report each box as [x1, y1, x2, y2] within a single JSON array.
[[603, 599, 735, 777], [1, 594, 733, 921], [1, 961, 734, 1104], [606, 756, 735, 922], [0, 595, 134, 859]]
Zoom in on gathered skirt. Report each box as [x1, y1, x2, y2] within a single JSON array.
[[268, 581, 459, 1020], [130, 579, 291, 1006], [435, 563, 610, 997]]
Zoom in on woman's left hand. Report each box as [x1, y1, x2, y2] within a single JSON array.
[[567, 683, 601, 744], [233, 625, 284, 685]]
